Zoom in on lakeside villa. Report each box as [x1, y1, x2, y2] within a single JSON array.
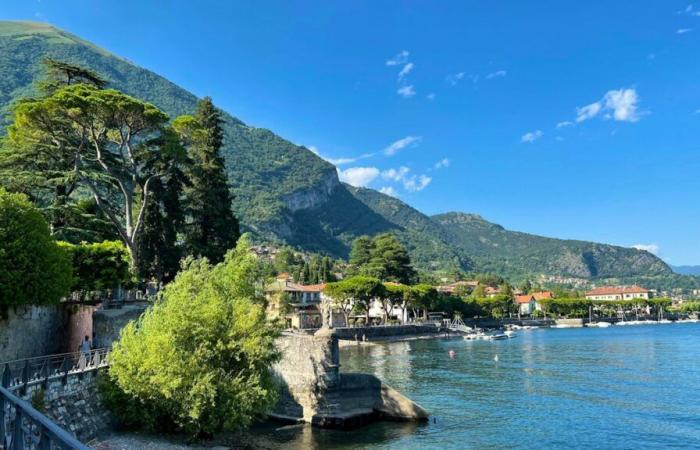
[[515, 291, 553, 315], [584, 285, 652, 301]]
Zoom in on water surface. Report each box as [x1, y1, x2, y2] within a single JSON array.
[[254, 324, 700, 449]]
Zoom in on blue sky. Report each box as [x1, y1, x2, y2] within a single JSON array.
[[5, 1, 700, 265]]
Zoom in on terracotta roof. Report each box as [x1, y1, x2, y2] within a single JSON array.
[[515, 294, 535, 304], [585, 285, 649, 296], [298, 283, 326, 292], [532, 291, 553, 300]]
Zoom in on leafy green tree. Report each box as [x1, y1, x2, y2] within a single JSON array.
[[0, 59, 107, 236], [59, 240, 131, 291], [406, 284, 439, 320], [175, 97, 239, 264], [106, 236, 280, 436], [383, 282, 410, 323], [3, 82, 179, 270], [324, 276, 385, 323], [366, 234, 416, 283], [0, 188, 72, 306], [136, 129, 189, 283], [349, 235, 373, 268]]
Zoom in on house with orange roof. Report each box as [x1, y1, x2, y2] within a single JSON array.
[[514, 291, 553, 315], [585, 285, 651, 301], [265, 277, 327, 329]]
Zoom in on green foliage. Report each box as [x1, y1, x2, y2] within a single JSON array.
[[30, 388, 46, 413], [106, 236, 281, 436], [175, 98, 240, 264], [0, 21, 685, 288], [324, 276, 385, 320], [433, 212, 672, 280], [0, 188, 71, 306], [58, 240, 131, 291], [348, 233, 416, 284]]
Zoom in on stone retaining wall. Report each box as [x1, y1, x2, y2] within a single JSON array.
[[332, 325, 439, 340], [19, 369, 111, 443]]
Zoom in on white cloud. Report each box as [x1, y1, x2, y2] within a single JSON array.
[[386, 50, 409, 66], [434, 158, 450, 169], [403, 174, 432, 192], [381, 166, 411, 181], [397, 85, 416, 98], [379, 186, 399, 197], [576, 101, 603, 122], [446, 72, 466, 86], [556, 121, 574, 128], [486, 70, 507, 79], [308, 145, 374, 166], [383, 136, 422, 156], [426, 93, 436, 101], [521, 130, 543, 143], [603, 88, 640, 122], [398, 63, 414, 80], [680, 4, 700, 16], [633, 244, 659, 255], [677, 28, 693, 34], [575, 88, 642, 123], [338, 167, 380, 187]]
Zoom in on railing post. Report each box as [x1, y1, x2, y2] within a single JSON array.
[[12, 407, 22, 450], [61, 357, 70, 386], [20, 361, 29, 396], [1, 363, 10, 388]]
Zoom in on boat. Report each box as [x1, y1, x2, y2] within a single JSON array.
[[587, 321, 612, 328], [504, 330, 517, 338]]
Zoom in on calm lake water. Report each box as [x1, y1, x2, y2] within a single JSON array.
[[254, 324, 700, 449]]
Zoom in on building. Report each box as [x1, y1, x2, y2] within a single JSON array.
[[514, 291, 553, 315], [584, 285, 651, 301], [436, 280, 479, 296], [485, 286, 501, 298], [265, 274, 326, 329]]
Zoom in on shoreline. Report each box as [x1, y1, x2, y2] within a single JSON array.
[[338, 332, 458, 347]]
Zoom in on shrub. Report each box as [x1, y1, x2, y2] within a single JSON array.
[[106, 236, 281, 437], [0, 189, 72, 306], [58, 240, 131, 291]]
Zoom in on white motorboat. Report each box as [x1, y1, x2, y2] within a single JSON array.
[[504, 330, 517, 338], [588, 322, 612, 328]]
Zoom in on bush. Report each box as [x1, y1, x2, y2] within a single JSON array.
[[0, 189, 72, 306], [58, 240, 131, 291], [106, 236, 281, 437]]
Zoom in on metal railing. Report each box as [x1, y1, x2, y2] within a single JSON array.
[[0, 385, 90, 449], [0, 350, 107, 449], [1, 349, 110, 394]]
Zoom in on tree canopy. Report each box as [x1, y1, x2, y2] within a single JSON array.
[[105, 236, 280, 436], [0, 188, 72, 306]]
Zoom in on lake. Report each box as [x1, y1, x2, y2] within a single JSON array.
[[253, 324, 700, 449]]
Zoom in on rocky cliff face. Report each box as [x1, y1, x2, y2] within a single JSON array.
[[282, 169, 340, 212]]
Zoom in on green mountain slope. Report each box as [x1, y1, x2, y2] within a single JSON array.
[[0, 20, 335, 238], [432, 212, 671, 279], [0, 21, 677, 280]]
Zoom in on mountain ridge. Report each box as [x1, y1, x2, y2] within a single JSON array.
[[0, 20, 675, 280]]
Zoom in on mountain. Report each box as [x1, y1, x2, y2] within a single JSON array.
[[432, 213, 671, 279], [0, 21, 675, 281], [671, 265, 700, 276]]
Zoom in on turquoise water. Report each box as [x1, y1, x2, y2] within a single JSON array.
[[256, 324, 700, 449]]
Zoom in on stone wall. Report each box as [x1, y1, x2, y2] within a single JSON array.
[[271, 330, 428, 428], [92, 303, 148, 348], [332, 324, 439, 340], [19, 369, 112, 443], [0, 304, 94, 362]]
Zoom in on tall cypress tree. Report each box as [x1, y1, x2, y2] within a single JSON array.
[[181, 97, 240, 263]]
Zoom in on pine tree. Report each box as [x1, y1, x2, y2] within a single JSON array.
[[178, 97, 240, 264]]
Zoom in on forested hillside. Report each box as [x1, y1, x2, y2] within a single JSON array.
[[0, 20, 682, 282]]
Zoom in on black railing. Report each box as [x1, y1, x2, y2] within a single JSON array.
[[0, 385, 90, 449], [0, 350, 107, 449], [1, 349, 109, 394]]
